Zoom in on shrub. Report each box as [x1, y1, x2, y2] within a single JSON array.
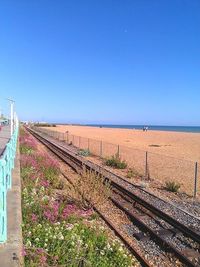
[[66, 167, 111, 209], [78, 149, 91, 157], [165, 181, 181, 192], [19, 129, 37, 154], [105, 154, 127, 169], [20, 146, 34, 155]]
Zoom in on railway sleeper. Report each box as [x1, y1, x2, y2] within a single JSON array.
[[181, 249, 200, 261], [134, 228, 180, 241]]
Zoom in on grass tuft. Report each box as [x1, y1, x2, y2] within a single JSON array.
[[66, 167, 111, 209], [105, 154, 127, 169], [165, 181, 181, 192], [78, 149, 91, 157]]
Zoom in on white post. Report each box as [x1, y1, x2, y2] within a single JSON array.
[[14, 111, 17, 130], [7, 99, 15, 136], [10, 101, 14, 135], [15, 113, 19, 128]]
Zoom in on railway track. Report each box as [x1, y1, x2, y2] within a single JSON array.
[[26, 127, 200, 267]]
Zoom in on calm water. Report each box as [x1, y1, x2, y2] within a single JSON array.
[[86, 124, 200, 133]]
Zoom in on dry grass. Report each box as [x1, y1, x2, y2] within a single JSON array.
[[65, 167, 112, 209]]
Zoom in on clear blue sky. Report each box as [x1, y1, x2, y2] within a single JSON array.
[[0, 0, 200, 125]]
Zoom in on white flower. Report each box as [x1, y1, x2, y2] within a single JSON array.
[[42, 195, 49, 201], [35, 238, 39, 242], [58, 233, 64, 240], [32, 189, 37, 195], [66, 224, 74, 231], [44, 243, 47, 247], [119, 246, 123, 252], [26, 240, 32, 247], [107, 243, 111, 249]]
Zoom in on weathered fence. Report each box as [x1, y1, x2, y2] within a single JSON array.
[[0, 127, 18, 242], [35, 127, 199, 197]]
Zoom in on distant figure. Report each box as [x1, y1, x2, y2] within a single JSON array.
[[143, 126, 148, 132]]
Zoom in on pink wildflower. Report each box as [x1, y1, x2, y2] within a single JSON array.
[[40, 255, 47, 264], [31, 213, 38, 222], [79, 209, 93, 217], [37, 248, 44, 254], [21, 247, 27, 256], [61, 204, 77, 219], [40, 179, 49, 187]]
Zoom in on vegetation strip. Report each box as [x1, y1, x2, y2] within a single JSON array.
[[27, 127, 200, 266], [20, 128, 135, 266], [26, 127, 169, 266], [56, 166, 151, 267], [28, 127, 200, 243]]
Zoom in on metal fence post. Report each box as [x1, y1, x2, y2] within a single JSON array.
[[145, 151, 148, 179], [194, 162, 198, 198], [117, 145, 120, 157], [79, 136, 81, 148], [100, 141, 103, 157], [67, 132, 69, 144], [72, 135, 74, 145], [88, 138, 90, 151]]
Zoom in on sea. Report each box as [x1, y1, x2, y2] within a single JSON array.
[[85, 125, 200, 133]]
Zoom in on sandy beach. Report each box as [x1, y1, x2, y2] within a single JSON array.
[[42, 125, 200, 195], [49, 125, 200, 162]]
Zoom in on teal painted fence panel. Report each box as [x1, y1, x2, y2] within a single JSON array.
[[0, 127, 18, 243]]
